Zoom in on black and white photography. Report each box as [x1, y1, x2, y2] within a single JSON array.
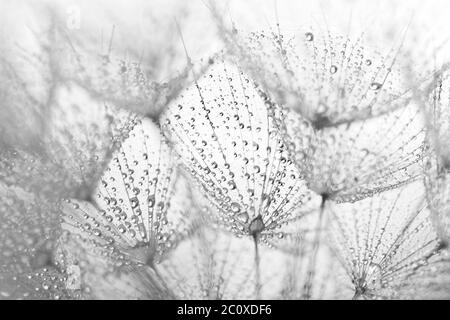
[[1, 0, 450, 301]]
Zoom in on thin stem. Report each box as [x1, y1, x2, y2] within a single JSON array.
[[302, 195, 327, 299], [253, 233, 261, 299]]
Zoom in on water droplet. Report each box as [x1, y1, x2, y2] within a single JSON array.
[[305, 32, 314, 41], [370, 82, 382, 90], [230, 202, 241, 213], [236, 212, 249, 223], [330, 65, 338, 74]]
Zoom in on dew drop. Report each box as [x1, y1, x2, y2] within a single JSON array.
[[330, 65, 338, 74], [305, 32, 314, 41], [230, 202, 241, 213], [148, 195, 155, 208]]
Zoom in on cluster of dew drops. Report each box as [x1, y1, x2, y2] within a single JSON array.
[[1, 18, 450, 301]]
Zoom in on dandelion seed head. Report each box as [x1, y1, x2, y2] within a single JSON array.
[[217, 23, 428, 202], [157, 226, 288, 299], [161, 58, 321, 240], [423, 69, 450, 244], [328, 181, 440, 299], [282, 102, 426, 202], [61, 118, 195, 283]]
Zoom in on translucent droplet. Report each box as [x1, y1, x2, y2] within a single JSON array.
[[370, 82, 382, 90], [330, 65, 338, 74], [236, 212, 249, 223], [230, 202, 241, 213], [130, 197, 139, 209], [148, 195, 155, 208], [305, 32, 314, 41]]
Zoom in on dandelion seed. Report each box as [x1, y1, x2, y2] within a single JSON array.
[[157, 226, 287, 299], [278, 231, 346, 300], [327, 181, 442, 299], [0, 84, 135, 201], [424, 155, 450, 246], [214, 24, 427, 202], [0, 184, 82, 299], [2, 0, 450, 301], [60, 52, 197, 121]]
